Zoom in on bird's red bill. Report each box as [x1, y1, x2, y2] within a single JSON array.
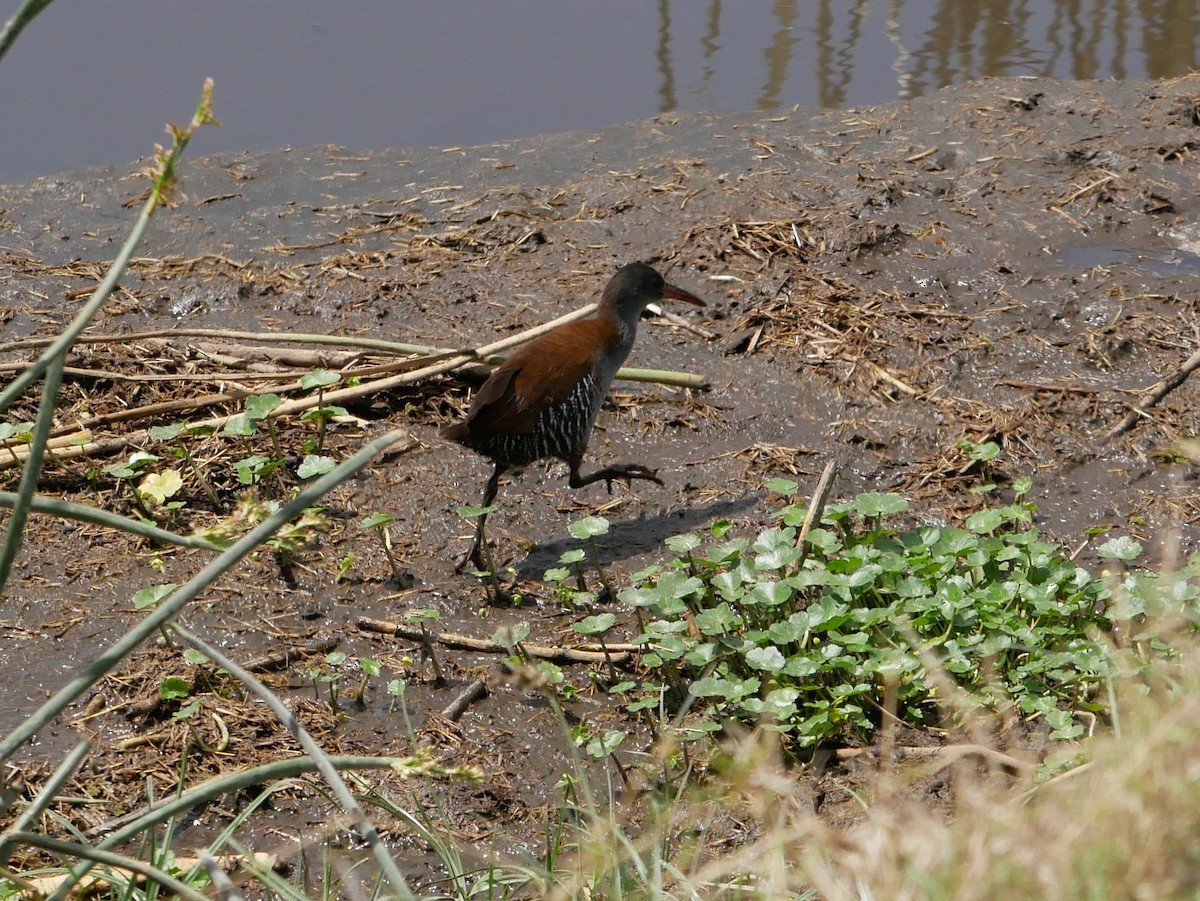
[[663, 283, 705, 307]]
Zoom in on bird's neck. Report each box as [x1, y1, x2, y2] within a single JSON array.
[[593, 302, 640, 356]]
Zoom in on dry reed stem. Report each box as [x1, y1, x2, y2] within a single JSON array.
[[356, 615, 636, 664]]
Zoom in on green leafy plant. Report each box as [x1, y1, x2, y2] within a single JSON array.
[[358, 512, 412, 586], [150, 421, 220, 508], [355, 657, 382, 706], [615, 485, 1127, 749], [309, 650, 349, 711], [103, 451, 163, 519], [545, 548, 595, 611], [0, 420, 34, 467], [568, 515, 614, 598], [958, 436, 1003, 492], [406, 608, 445, 684], [225, 393, 286, 489], [298, 368, 344, 454], [335, 550, 357, 583]]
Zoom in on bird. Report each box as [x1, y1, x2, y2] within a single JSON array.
[[443, 261, 705, 572]]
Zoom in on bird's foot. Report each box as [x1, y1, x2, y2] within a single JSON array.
[[454, 543, 490, 575], [600, 463, 664, 494]]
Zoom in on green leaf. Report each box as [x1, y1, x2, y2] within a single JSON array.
[[746, 580, 793, 607], [559, 549, 587, 565], [960, 438, 1001, 462], [710, 519, 734, 538], [966, 508, 1005, 533], [745, 646, 786, 672], [132, 583, 176, 610], [297, 455, 336, 479], [360, 512, 396, 529], [222, 414, 256, 436], [105, 452, 159, 480], [244, 394, 284, 420], [158, 677, 191, 700], [493, 622, 531, 648], [360, 658, 383, 677], [766, 477, 799, 496], [753, 527, 800, 570], [172, 699, 202, 721], [852, 492, 909, 517], [325, 651, 348, 667], [804, 528, 841, 553], [585, 730, 626, 758], [568, 516, 610, 540], [0, 421, 34, 443], [149, 423, 186, 440], [458, 504, 497, 519], [300, 369, 341, 390], [1097, 536, 1142, 562], [137, 469, 184, 506], [1046, 709, 1084, 740], [233, 454, 272, 485], [693, 603, 741, 636], [574, 613, 617, 635], [665, 533, 702, 554]]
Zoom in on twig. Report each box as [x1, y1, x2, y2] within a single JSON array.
[[650, 307, 718, 341], [794, 461, 838, 564], [1102, 346, 1200, 443], [0, 306, 706, 468], [440, 678, 488, 721], [0, 327, 454, 358], [356, 616, 635, 664], [1050, 174, 1116, 208], [242, 637, 341, 673], [865, 360, 918, 396], [1000, 378, 1104, 395]]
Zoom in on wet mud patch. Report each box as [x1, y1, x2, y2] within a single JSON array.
[[3, 74, 1200, 883]]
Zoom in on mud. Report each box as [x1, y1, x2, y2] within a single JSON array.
[[2, 74, 1199, 885]]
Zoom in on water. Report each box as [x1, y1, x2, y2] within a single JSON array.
[[1, 0, 1197, 183]]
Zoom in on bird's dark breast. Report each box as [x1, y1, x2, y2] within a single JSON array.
[[454, 372, 599, 466]]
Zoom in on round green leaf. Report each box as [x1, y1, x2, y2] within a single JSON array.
[[568, 516, 610, 540], [574, 613, 617, 635]]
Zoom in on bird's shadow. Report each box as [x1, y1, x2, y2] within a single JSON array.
[[514, 494, 761, 582]]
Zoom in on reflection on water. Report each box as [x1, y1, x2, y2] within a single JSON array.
[[2, 0, 1199, 182], [665, 0, 1199, 114]]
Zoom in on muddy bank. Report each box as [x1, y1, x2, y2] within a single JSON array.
[[2, 74, 1198, 869]]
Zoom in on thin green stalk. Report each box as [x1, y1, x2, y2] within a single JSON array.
[[0, 491, 222, 551], [43, 759, 397, 901], [0, 80, 216, 418], [315, 386, 328, 453], [12, 832, 209, 901], [0, 740, 89, 867], [24, 763, 388, 901], [0, 355, 64, 596], [168, 623, 416, 901], [0, 0, 54, 64], [175, 436, 221, 509], [0, 427, 409, 767]]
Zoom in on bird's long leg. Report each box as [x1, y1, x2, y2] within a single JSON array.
[[456, 463, 506, 573], [568, 458, 664, 494]]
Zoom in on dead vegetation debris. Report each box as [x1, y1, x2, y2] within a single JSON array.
[[5, 74, 1200, 876]]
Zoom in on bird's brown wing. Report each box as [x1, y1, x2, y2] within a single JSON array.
[[460, 321, 604, 440]]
